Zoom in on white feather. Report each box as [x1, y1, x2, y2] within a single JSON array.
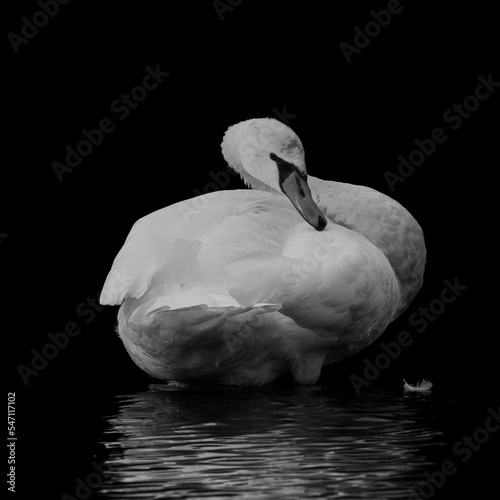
[[403, 379, 433, 392]]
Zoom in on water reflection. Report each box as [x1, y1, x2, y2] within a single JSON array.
[[97, 384, 445, 499]]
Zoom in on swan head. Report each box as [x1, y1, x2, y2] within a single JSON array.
[[221, 118, 327, 231]]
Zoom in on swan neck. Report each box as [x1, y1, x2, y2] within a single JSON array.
[[308, 176, 426, 316]]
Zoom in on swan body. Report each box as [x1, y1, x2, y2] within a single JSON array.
[[100, 119, 425, 385]]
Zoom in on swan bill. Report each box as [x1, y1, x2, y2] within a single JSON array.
[[280, 171, 328, 231]]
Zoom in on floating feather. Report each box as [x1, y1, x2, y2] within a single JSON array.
[[403, 379, 433, 392]]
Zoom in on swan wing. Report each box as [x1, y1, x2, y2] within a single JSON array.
[[100, 190, 300, 306]]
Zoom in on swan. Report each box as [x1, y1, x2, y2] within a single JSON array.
[[100, 118, 426, 385]]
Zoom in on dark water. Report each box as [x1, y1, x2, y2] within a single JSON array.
[[95, 383, 456, 499]]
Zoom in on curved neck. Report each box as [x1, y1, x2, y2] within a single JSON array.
[[308, 176, 426, 316]]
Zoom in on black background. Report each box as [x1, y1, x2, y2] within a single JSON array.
[[4, 1, 498, 498]]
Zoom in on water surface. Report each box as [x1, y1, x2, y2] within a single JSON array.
[[96, 383, 453, 499]]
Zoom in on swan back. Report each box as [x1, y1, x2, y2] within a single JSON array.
[[309, 177, 426, 316]]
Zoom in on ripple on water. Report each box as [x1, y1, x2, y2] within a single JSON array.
[[96, 384, 447, 499]]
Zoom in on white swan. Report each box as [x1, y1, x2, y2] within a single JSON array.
[[100, 118, 425, 385]]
